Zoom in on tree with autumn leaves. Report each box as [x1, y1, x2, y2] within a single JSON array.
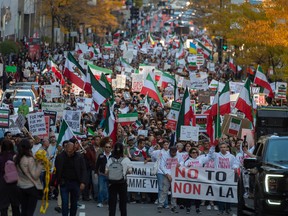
[[195, 0, 288, 81], [35, 0, 122, 44]]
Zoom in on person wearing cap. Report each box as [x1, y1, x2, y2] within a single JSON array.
[[157, 146, 181, 213]]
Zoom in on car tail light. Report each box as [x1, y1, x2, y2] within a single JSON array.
[[265, 174, 284, 193]]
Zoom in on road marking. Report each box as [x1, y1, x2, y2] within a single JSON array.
[[79, 212, 86, 216], [79, 204, 85, 210]]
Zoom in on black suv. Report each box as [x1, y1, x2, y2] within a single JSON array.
[[237, 136, 288, 216]]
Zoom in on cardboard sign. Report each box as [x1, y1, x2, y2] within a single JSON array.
[[27, 112, 46, 136], [180, 126, 199, 141], [222, 114, 251, 138]]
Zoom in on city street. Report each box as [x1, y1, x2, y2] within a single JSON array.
[[35, 200, 237, 216]]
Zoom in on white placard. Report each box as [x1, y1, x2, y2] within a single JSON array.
[[63, 110, 81, 132], [116, 74, 126, 89], [180, 126, 199, 141], [42, 85, 62, 101], [27, 112, 46, 136], [171, 166, 237, 203], [127, 162, 158, 193], [138, 130, 148, 137], [41, 103, 65, 120]]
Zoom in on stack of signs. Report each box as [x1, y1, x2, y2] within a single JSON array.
[[275, 82, 287, 100], [166, 102, 181, 130], [27, 112, 46, 136], [0, 109, 9, 128]]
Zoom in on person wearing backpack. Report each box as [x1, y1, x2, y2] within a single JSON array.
[[0, 139, 20, 216], [105, 142, 132, 216]]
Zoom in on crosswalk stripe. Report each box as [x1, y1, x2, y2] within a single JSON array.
[[79, 212, 86, 216]]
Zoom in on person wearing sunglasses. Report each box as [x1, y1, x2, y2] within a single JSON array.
[[182, 148, 211, 214], [95, 142, 113, 208]]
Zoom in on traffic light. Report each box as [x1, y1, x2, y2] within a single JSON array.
[[223, 39, 228, 51]]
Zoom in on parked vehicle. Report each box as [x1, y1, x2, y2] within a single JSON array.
[[237, 135, 288, 216]]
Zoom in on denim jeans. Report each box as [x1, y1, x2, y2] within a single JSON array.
[[157, 173, 168, 206], [98, 174, 109, 204], [60, 180, 80, 216]]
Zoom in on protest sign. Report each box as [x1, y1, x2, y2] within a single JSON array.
[[222, 114, 251, 138], [138, 130, 148, 137], [131, 74, 144, 92], [38, 116, 50, 139], [42, 85, 62, 101], [190, 73, 208, 90], [63, 110, 81, 132], [195, 114, 208, 132], [116, 74, 126, 89], [6, 115, 21, 134], [0, 109, 10, 128], [43, 110, 57, 126], [171, 166, 238, 203], [76, 98, 93, 113], [42, 102, 64, 121], [180, 126, 199, 141], [127, 162, 158, 193], [15, 114, 26, 129], [5, 65, 17, 73], [275, 82, 287, 100], [166, 102, 181, 130], [27, 112, 46, 136]]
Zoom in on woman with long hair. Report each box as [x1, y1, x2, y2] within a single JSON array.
[[0, 139, 20, 216], [105, 142, 132, 216], [15, 138, 43, 216]]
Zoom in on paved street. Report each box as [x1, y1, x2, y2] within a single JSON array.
[[35, 200, 237, 216]]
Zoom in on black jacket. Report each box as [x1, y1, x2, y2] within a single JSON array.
[[55, 151, 88, 185], [95, 153, 112, 175]]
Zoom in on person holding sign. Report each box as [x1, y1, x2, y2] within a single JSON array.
[[17, 98, 29, 117], [157, 146, 181, 213], [208, 142, 240, 215], [182, 147, 211, 214]]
